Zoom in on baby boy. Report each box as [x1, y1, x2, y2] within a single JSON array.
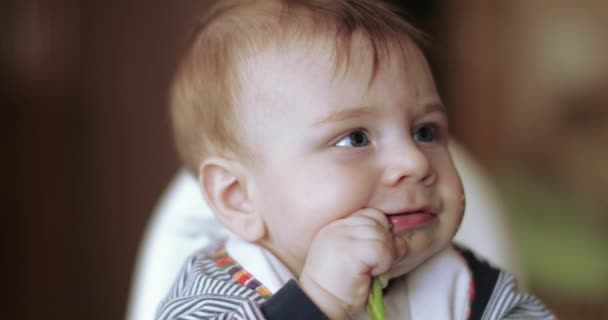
[[157, 0, 553, 319]]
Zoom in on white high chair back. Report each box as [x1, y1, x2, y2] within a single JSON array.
[[126, 141, 523, 320]]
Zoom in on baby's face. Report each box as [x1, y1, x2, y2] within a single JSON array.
[[238, 35, 465, 276]]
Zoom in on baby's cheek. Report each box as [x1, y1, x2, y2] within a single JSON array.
[[308, 187, 369, 220], [448, 192, 465, 228], [441, 177, 466, 229], [456, 201, 465, 229]]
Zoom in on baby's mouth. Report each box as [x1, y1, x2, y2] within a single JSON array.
[[386, 210, 437, 233]]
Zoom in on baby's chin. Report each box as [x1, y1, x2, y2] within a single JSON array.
[[379, 231, 451, 287]]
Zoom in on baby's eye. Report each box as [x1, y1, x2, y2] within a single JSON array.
[[335, 130, 370, 148], [414, 123, 439, 143]]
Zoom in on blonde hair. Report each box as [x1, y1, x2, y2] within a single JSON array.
[[170, 0, 424, 173]]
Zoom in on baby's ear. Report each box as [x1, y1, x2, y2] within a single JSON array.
[[199, 158, 265, 242]]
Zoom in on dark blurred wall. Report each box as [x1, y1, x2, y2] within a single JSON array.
[[2, 0, 209, 318]]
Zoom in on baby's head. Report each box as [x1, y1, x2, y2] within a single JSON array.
[[171, 0, 465, 276]]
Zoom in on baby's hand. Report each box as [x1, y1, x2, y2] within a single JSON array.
[[299, 208, 407, 320]]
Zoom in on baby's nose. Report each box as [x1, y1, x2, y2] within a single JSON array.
[[381, 143, 435, 187]]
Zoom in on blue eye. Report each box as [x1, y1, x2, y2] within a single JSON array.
[[414, 123, 439, 143], [335, 130, 370, 148]]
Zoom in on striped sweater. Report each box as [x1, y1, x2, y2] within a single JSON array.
[[156, 243, 554, 320]]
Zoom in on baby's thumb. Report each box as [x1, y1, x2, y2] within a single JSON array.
[[377, 236, 408, 288]]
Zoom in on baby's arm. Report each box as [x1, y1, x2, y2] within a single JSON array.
[[155, 209, 405, 320], [299, 208, 407, 320]]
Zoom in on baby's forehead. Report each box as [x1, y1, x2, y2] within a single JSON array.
[[243, 37, 425, 106], [236, 35, 434, 120]]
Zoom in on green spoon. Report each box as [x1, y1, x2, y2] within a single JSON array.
[[366, 277, 385, 320]]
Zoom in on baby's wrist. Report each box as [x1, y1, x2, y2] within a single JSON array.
[[298, 273, 351, 320]]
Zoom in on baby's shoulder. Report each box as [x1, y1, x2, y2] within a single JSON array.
[[453, 244, 554, 320], [156, 242, 268, 320]]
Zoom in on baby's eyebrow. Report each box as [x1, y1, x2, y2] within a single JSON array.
[[312, 106, 375, 127], [423, 102, 447, 114], [312, 102, 446, 127]]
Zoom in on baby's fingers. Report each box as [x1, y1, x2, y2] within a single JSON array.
[[351, 208, 390, 232], [354, 239, 395, 276]]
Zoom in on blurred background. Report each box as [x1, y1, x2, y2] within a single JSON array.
[[2, 0, 607, 319]]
